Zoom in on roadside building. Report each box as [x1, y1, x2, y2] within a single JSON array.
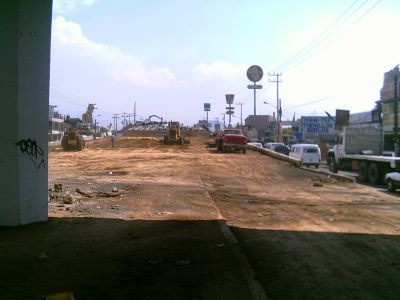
[[376, 66, 400, 152], [48, 106, 67, 142], [244, 114, 274, 142]]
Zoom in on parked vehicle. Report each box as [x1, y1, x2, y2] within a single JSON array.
[[216, 128, 247, 153], [248, 142, 263, 148], [264, 142, 284, 150], [327, 125, 400, 184], [384, 172, 400, 192], [289, 144, 321, 168], [274, 144, 291, 155]]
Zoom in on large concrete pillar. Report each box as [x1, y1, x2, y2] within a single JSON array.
[[0, 1, 52, 225]]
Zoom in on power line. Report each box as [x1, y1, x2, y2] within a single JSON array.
[[51, 83, 112, 117], [240, 0, 382, 115], [353, 0, 382, 24], [271, 0, 372, 74], [285, 96, 334, 110], [50, 85, 87, 108]]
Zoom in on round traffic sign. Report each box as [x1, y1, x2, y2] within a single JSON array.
[[247, 65, 263, 82]]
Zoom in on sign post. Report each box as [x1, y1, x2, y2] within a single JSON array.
[[225, 94, 234, 127], [204, 103, 211, 127], [247, 65, 263, 115]]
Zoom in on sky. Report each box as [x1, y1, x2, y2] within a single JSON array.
[[49, 0, 400, 127]]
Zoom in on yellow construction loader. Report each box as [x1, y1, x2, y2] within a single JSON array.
[[61, 127, 85, 151], [162, 121, 189, 145]]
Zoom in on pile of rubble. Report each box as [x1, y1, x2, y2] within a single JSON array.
[[48, 183, 122, 205]]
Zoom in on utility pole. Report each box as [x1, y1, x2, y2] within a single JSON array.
[[236, 102, 244, 127], [394, 66, 399, 157], [127, 113, 134, 125], [94, 114, 100, 140], [112, 114, 119, 136], [121, 112, 128, 127], [221, 113, 226, 128], [133, 102, 137, 125], [269, 73, 282, 142]]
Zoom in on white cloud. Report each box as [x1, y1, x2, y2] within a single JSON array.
[[53, 0, 100, 14], [124, 67, 177, 87], [51, 16, 181, 87], [193, 60, 247, 80], [52, 16, 122, 62]]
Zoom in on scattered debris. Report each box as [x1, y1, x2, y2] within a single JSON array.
[[313, 180, 323, 187], [63, 195, 74, 204], [148, 260, 159, 265], [37, 252, 47, 260], [156, 211, 173, 215], [42, 292, 75, 300], [54, 183, 63, 192], [175, 260, 190, 266], [75, 187, 121, 198], [258, 212, 274, 217]]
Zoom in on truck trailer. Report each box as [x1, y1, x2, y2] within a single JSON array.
[[327, 125, 400, 184]]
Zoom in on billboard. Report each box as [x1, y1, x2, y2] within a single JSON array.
[[301, 116, 335, 139], [204, 103, 211, 111], [335, 109, 350, 130]]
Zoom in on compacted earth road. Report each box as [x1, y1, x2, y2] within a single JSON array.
[[1, 131, 400, 299]]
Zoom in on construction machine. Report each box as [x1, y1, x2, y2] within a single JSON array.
[[162, 121, 189, 144], [61, 127, 85, 151]]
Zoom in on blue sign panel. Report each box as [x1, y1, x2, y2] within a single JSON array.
[[301, 116, 335, 139]]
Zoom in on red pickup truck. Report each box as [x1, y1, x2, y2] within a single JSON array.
[[215, 128, 248, 153]]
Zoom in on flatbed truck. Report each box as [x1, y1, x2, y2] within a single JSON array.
[[327, 125, 400, 184]]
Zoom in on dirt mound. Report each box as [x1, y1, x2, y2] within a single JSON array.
[[86, 137, 161, 149], [123, 130, 165, 137]]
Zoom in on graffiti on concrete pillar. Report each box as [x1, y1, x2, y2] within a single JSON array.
[[15, 138, 46, 171]]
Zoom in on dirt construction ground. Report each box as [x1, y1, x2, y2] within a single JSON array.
[[1, 131, 400, 299]]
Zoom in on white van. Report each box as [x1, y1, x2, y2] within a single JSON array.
[[289, 144, 321, 168]]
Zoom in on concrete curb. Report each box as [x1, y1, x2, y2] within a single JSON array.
[[217, 219, 268, 300], [248, 145, 355, 183], [247, 144, 302, 167], [201, 175, 268, 299], [299, 166, 355, 183]]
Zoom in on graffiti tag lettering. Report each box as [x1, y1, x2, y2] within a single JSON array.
[[16, 138, 46, 171]]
